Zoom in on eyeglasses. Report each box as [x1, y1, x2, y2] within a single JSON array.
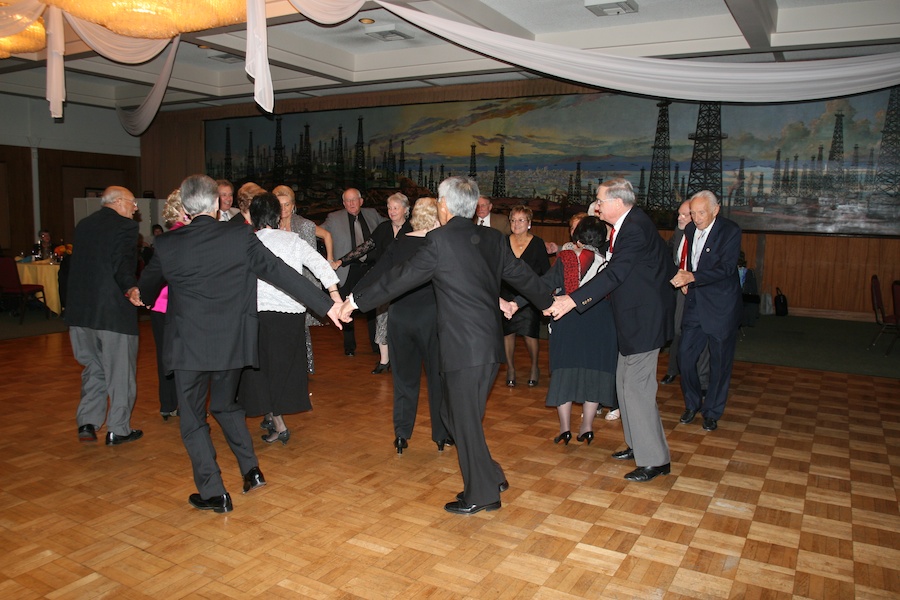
[[120, 197, 137, 206], [510, 218, 529, 223]]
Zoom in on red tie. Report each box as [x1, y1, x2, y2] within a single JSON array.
[[679, 238, 688, 270], [609, 227, 615, 253]]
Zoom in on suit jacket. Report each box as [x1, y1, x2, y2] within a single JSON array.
[[322, 207, 386, 285], [65, 206, 139, 335], [668, 227, 686, 266], [683, 217, 743, 337], [219, 207, 240, 221], [569, 206, 676, 355], [137, 215, 332, 372], [474, 212, 511, 236], [354, 216, 552, 372]]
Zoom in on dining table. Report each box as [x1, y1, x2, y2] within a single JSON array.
[[16, 259, 62, 315]]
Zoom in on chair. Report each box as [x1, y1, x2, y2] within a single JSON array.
[[868, 274, 897, 353], [0, 257, 50, 324], [887, 281, 900, 356]]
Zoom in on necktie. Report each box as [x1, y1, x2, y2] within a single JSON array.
[[678, 237, 688, 270], [479, 218, 484, 226], [609, 227, 615, 253], [353, 216, 364, 246], [692, 230, 707, 270]]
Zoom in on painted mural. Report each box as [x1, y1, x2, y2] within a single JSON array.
[[204, 87, 899, 235]]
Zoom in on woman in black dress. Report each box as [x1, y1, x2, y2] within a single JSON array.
[[502, 205, 550, 387], [542, 217, 618, 444]]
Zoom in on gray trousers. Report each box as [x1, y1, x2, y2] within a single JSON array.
[[617, 349, 671, 468], [71, 326, 138, 436]]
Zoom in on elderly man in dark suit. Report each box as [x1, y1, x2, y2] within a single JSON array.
[[341, 176, 552, 514], [322, 187, 386, 356], [662, 200, 710, 388], [68, 186, 144, 446], [135, 175, 341, 514], [670, 190, 743, 432], [548, 178, 676, 482]]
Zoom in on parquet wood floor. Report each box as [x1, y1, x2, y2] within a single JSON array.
[[1, 321, 898, 599]]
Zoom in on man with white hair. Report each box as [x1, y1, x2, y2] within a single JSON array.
[[342, 176, 552, 514], [135, 174, 342, 514], [68, 186, 143, 446], [669, 190, 742, 432]]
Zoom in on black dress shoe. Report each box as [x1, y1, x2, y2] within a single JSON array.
[[105, 430, 143, 445], [457, 480, 509, 501], [611, 447, 634, 460], [444, 499, 501, 515], [189, 492, 233, 513], [661, 374, 677, 385], [680, 409, 698, 424], [702, 418, 718, 431], [242, 466, 266, 494], [78, 424, 97, 442], [624, 464, 671, 482], [436, 438, 455, 452], [344, 350, 355, 357], [394, 436, 408, 455], [371, 362, 390, 374]]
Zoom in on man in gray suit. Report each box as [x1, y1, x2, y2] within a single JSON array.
[[136, 175, 341, 513], [68, 186, 143, 446], [323, 187, 385, 355], [342, 176, 552, 514], [474, 196, 511, 235]]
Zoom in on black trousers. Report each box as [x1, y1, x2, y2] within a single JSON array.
[[388, 311, 447, 442], [174, 369, 257, 497], [679, 324, 738, 421], [149, 311, 177, 414], [341, 263, 377, 353], [441, 363, 505, 506]]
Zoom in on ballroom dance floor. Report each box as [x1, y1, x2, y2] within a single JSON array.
[[1, 320, 898, 599]]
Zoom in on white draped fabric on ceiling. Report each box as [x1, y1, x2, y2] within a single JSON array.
[[2, 0, 899, 135]]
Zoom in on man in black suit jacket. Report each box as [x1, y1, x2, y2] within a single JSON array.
[[662, 200, 710, 387], [548, 178, 676, 482], [67, 186, 144, 446], [136, 175, 341, 514], [670, 191, 742, 432], [342, 176, 552, 514]]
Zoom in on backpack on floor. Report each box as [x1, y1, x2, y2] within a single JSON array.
[[774, 287, 788, 316]]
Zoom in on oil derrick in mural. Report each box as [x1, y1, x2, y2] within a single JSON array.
[[398, 140, 406, 180], [824, 111, 845, 197], [354, 117, 366, 191], [246, 131, 255, 180], [851, 144, 860, 191], [686, 103, 726, 201], [469, 144, 477, 179], [671, 164, 680, 201], [417, 158, 424, 186], [272, 117, 285, 184], [300, 124, 312, 189], [646, 100, 674, 211], [756, 173, 765, 204], [874, 86, 900, 197], [384, 137, 396, 187], [636, 167, 646, 204], [573, 161, 583, 204], [771, 149, 782, 199], [495, 145, 507, 198], [813, 145, 825, 197], [789, 154, 799, 196], [224, 126, 233, 181], [335, 126, 345, 189], [733, 158, 746, 206]]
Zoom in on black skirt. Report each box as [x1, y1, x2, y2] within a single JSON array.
[[238, 311, 312, 417]]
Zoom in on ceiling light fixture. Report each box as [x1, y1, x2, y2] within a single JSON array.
[[359, 18, 375, 25], [365, 23, 413, 42], [43, 0, 246, 39], [585, 0, 639, 17], [0, 5, 46, 58]]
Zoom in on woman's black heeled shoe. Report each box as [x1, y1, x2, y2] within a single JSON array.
[[262, 429, 290, 445], [260, 417, 274, 431], [553, 431, 572, 445], [577, 431, 594, 445], [436, 438, 455, 452], [506, 372, 516, 387], [372, 362, 390, 374], [528, 369, 540, 387], [394, 436, 408, 454]]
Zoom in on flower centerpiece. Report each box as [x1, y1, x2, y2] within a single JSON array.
[[54, 243, 73, 263]]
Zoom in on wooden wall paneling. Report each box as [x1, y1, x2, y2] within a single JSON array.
[[38, 148, 140, 243], [0, 145, 35, 255], [139, 117, 204, 200]]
